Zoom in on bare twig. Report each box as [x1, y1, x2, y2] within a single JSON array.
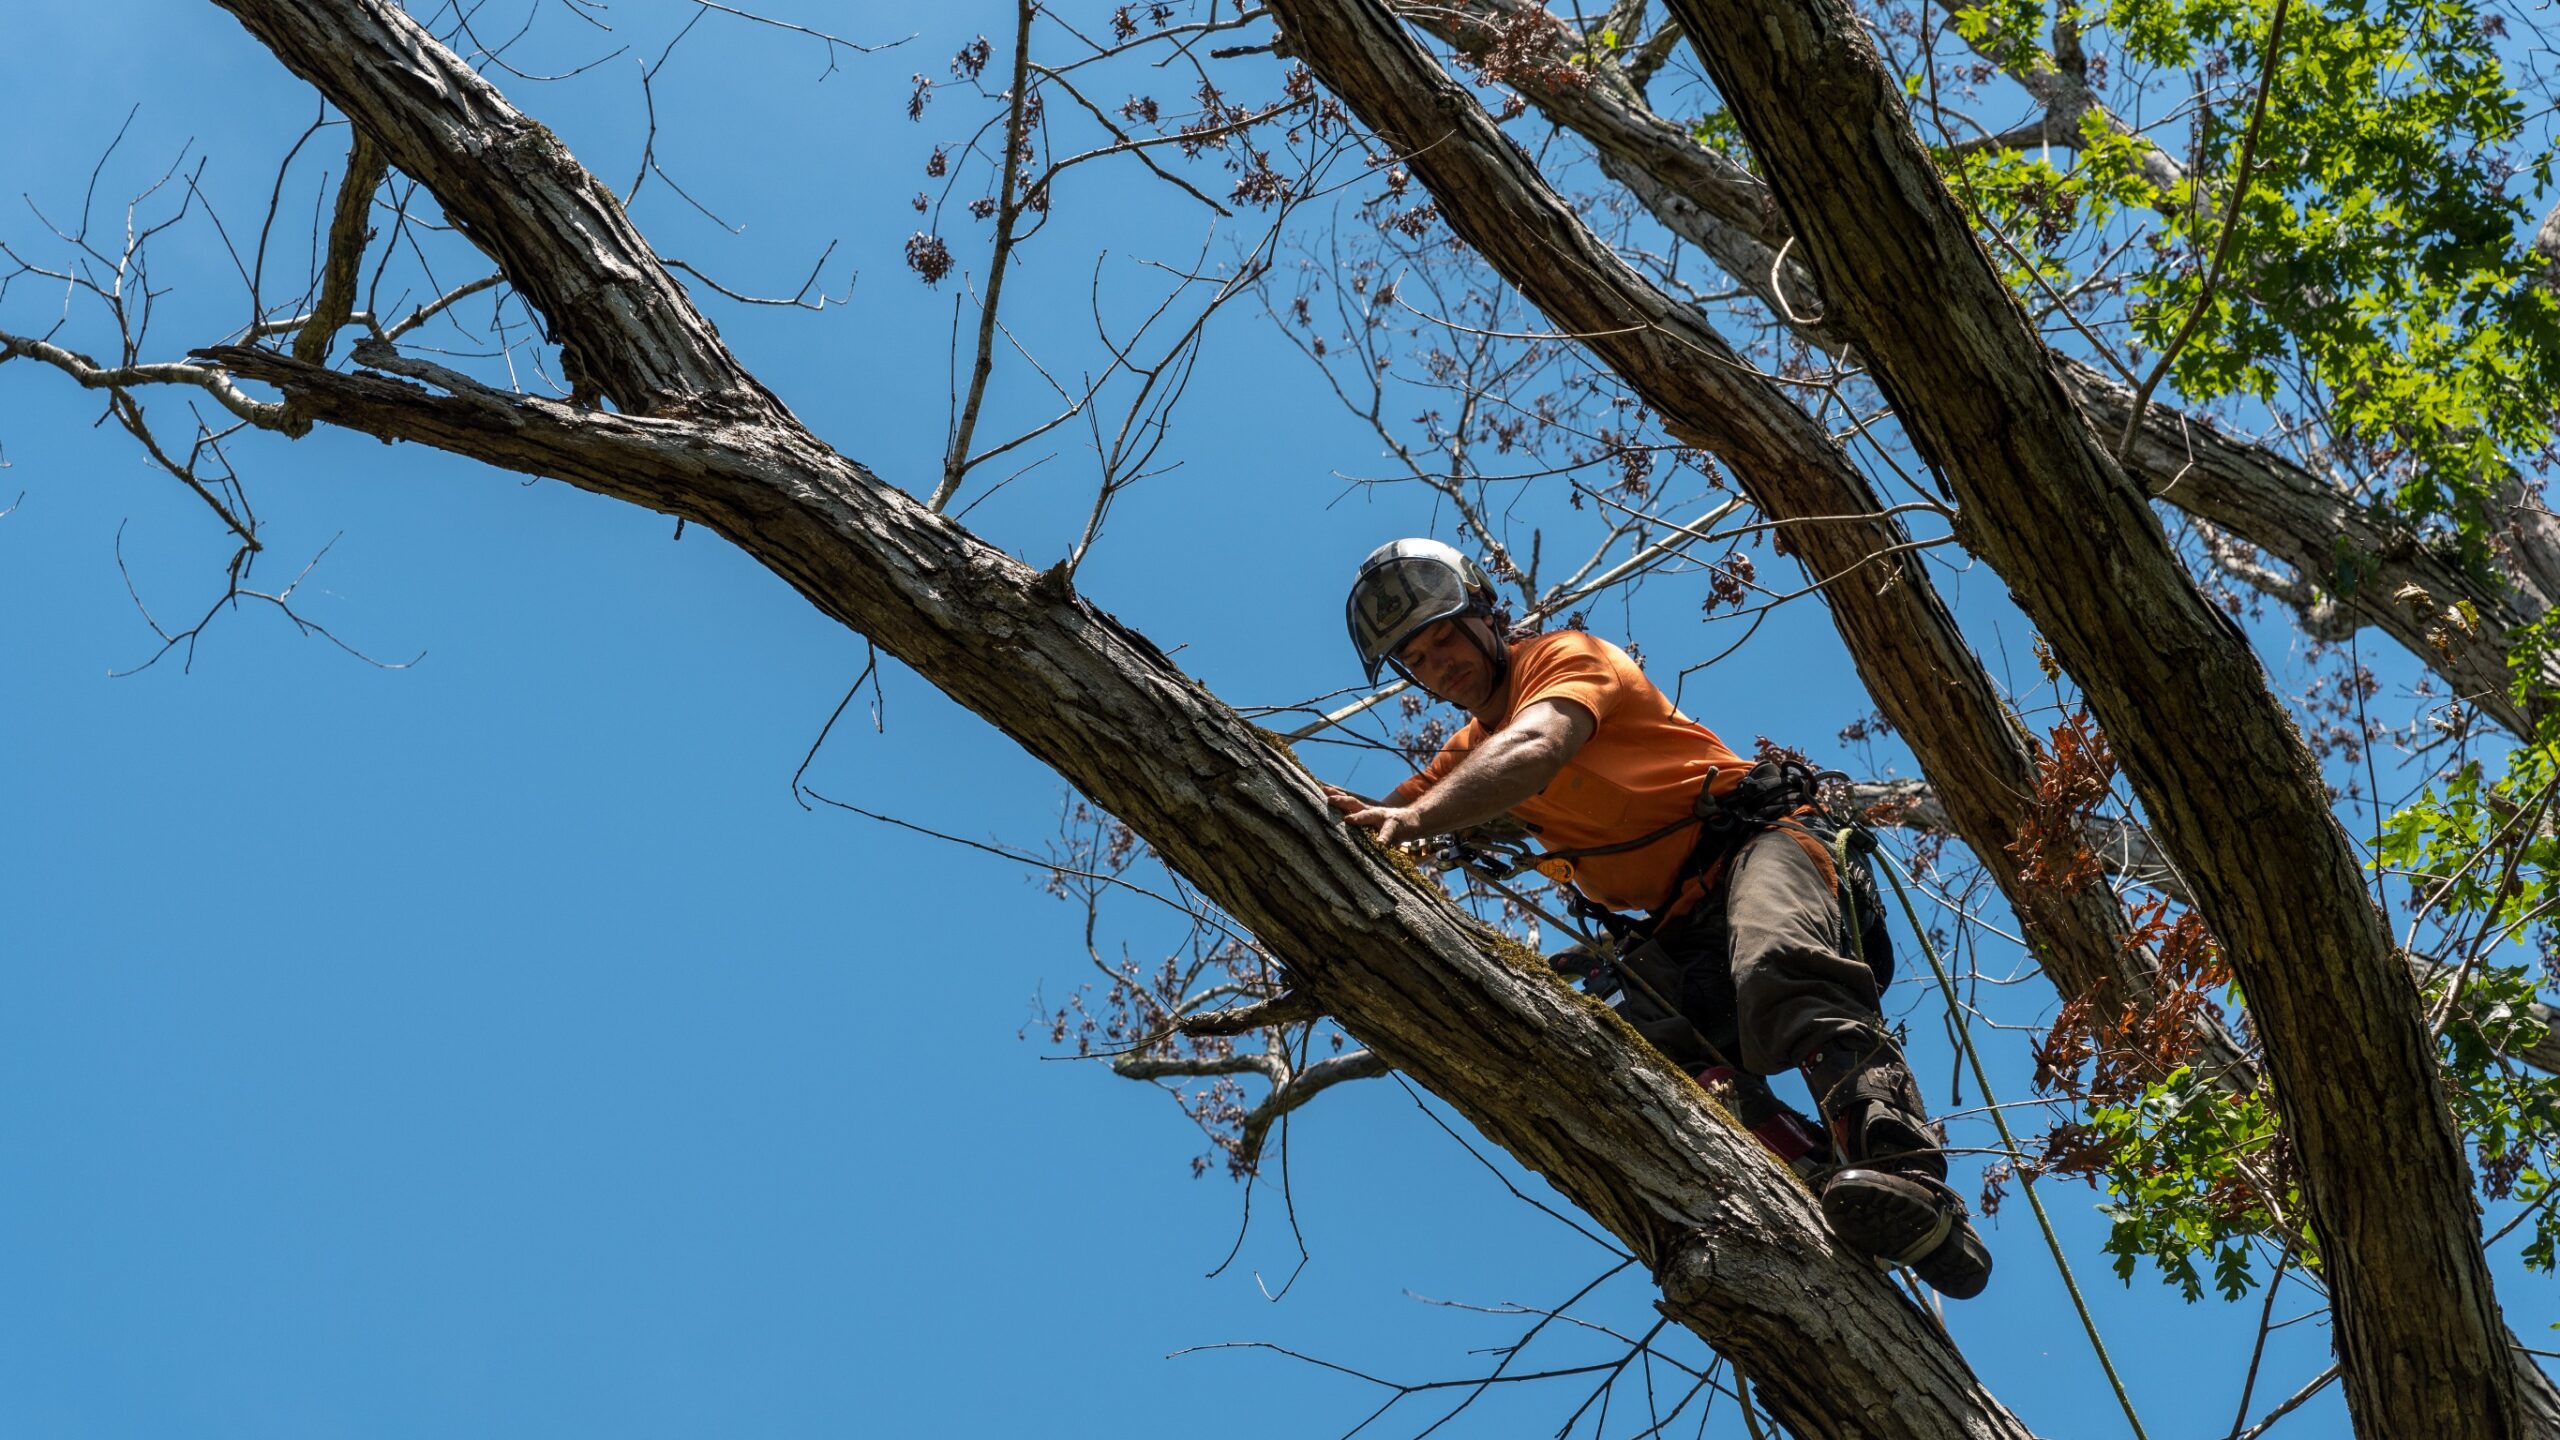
[[686, 0, 914, 77], [2116, 0, 2294, 455], [801, 786, 1245, 943], [0, 330, 293, 431], [932, 1, 1039, 513], [107, 525, 420, 678], [789, 641, 883, 809], [2230, 1364, 2339, 1440]]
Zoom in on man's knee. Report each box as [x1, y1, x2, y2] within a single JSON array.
[[1724, 827, 1884, 1071]]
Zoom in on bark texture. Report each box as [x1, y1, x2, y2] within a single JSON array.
[[207, 0, 771, 418], [1377, 0, 2547, 1104], [1656, 0, 2546, 1431], [192, 338, 2039, 1439], [1360, 17, 2554, 1404], [199, 1, 2036, 1434]]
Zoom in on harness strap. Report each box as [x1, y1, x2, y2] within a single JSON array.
[[1452, 757, 1873, 949], [1534, 757, 1825, 868]]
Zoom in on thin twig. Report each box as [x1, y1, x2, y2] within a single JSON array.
[[2115, 0, 2293, 456], [2230, 1364, 2339, 1440], [789, 642, 881, 808], [931, 0, 1038, 513]]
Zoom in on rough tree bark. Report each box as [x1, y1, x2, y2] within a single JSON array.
[[1286, 3, 2560, 1423], [1656, 0, 2548, 1431], [1291, 0, 2548, 1147], [193, 0, 2036, 1434]]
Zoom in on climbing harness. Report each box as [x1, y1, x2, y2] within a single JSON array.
[[1425, 758, 1887, 1186], [1429, 763, 1991, 1296], [1429, 755, 1881, 1001]]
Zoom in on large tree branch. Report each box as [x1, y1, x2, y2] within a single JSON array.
[[1659, 0, 2547, 1431], [1405, 2, 1848, 349], [207, 0, 778, 420], [198, 338, 2031, 1438], [186, 4, 2033, 1421], [165, 7, 2549, 1432]]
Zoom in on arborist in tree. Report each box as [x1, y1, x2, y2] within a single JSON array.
[[1328, 538, 1993, 1299]]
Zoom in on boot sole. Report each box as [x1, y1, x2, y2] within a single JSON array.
[[1912, 1222, 1994, 1301], [1820, 1168, 1955, 1262], [1819, 1168, 1994, 1299]]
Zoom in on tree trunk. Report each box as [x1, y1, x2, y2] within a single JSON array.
[[1656, 0, 2545, 1430], [1327, 16, 2552, 1405], [1257, 0, 2184, 1044]]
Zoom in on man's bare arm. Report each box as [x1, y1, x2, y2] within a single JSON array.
[[1331, 699, 1596, 844]]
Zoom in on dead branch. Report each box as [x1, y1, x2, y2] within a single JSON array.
[[292, 127, 386, 364], [1181, 987, 1326, 1036]]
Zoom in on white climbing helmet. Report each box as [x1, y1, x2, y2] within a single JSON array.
[[1346, 537, 1503, 684]]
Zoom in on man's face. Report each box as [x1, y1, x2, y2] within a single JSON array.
[[1396, 618, 1498, 711]]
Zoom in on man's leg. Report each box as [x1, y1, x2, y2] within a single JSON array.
[[1594, 914, 1833, 1181], [1722, 827, 1994, 1299]]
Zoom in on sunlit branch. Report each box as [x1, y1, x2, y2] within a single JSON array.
[[0, 329, 292, 431]]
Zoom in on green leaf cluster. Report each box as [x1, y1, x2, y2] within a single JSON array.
[[1950, 150, 2088, 292], [1688, 108, 1748, 162], [2081, 1066, 2305, 1300], [2506, 607, 2560, 731], [2373, 740, 2560, 929], [1951, 0, 2058, 68], [1941, 0, 2560, 569], [2434, 962, 2560, 1270]]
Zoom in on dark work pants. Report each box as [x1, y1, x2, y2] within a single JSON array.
[[1619, 825, 1893, 1078]]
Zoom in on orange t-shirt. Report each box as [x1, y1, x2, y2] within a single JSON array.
[[1388, 630, 1749, 914]]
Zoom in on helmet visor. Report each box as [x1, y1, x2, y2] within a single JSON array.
[[1348, 557, 1471, 682]]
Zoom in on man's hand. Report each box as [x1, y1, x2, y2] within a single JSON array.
[[1323, 784, 1427, 846]]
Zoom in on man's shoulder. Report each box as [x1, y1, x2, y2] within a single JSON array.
[[1503, 629, 1649, 729]]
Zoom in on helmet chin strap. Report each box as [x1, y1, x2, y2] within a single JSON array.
[[1464, 616, 1512, 701]]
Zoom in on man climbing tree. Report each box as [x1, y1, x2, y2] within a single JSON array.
[[1328, 538, 1992, 1297], [11, 0, 2560, 1433]]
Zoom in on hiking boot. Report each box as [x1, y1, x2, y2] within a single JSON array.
[[1910, 1211, 1994, 1300], [1818, 1167, 1995, 1299], [1798, 1037, 1994, 1300]]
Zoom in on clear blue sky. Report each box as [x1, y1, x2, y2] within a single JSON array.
[[2, 2, 2527, 1435]]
